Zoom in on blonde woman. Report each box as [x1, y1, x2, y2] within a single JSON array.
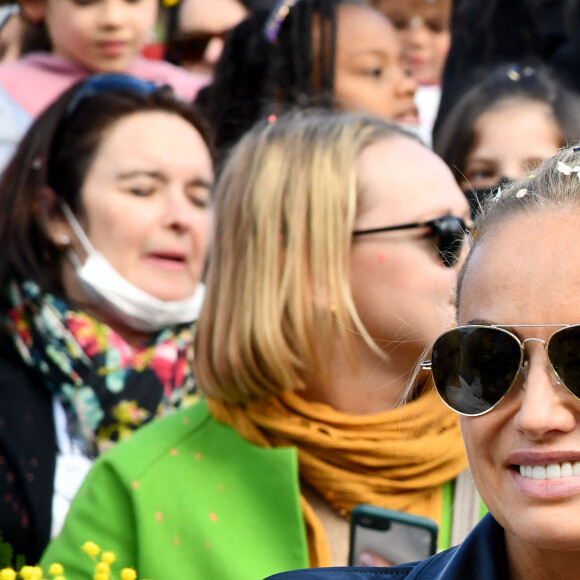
[[43, 110, 471, 579]]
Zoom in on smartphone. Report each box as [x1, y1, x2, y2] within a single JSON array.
[[348, 504, 438, 567]]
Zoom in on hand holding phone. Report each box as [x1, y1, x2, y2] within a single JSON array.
[[348, 504, 438, 567]]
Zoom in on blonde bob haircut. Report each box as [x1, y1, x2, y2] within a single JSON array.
[[194, 109, 421, 404]]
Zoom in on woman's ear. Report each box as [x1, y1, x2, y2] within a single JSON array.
[[38, 186, 72, 247], [19, 0, 47, 23]]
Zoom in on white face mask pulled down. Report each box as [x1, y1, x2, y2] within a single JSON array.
[[59, 202, 205, 333]]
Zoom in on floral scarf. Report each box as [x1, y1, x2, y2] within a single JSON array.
[[3, 281, 199, 457]]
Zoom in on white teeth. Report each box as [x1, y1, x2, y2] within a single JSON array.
[[519, 461, 580, 480], [532, 465, 547, 479]]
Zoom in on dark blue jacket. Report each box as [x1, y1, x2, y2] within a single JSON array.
[[265, 514, 509, 580]]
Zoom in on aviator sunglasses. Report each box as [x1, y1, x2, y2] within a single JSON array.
[[421, 324, 580, 416], [352, 215, 470, 267]]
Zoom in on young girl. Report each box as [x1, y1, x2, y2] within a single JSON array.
[[371, 0, 452, 145], [434, 63, 580, 215], [198, 0, 418, 159], [0, 0, 208, 170]]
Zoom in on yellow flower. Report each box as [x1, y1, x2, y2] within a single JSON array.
[[101, 553, 116, 565], [0, 568, 16, 580], [120, 569, 137, 580], [94, 573, 108, 580], [82, 541, 101, 558], [48, 563, 64, 576], [54, 576, 66, 580], [19, 566, 43, 580], [96, 563, 110, 574]]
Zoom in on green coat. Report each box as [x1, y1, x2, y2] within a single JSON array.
[[41, 399, 310, 579]]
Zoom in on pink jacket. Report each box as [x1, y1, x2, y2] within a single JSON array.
[[0, 52, 209, 117], [0, 52, 210, 171]]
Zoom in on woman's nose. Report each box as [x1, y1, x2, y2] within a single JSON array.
[[514, 347, 578, 439], [163, 191, 197, 233]]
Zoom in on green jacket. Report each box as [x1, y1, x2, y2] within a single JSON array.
[[41, 399, 309, 579]]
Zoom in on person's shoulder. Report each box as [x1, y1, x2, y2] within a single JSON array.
[[98, 397, 286, 480], [264, 564, 419, 579], [98, 398, 215, 473]]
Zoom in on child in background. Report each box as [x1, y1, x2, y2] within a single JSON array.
[[0, 0, 209, 171], [434, 63, 580, 216], [371, 0, 451, 146], [198, 0, 418, 161]]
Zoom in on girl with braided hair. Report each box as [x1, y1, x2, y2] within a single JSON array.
[[196, 0, 418, 159]]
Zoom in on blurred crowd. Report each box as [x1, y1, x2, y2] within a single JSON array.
[[0, 1, 579, 579]]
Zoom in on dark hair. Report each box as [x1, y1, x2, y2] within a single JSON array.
[[20, 19, 50, 54], [0, 78, 212, 297], [195, 0, 363, 159], [433, 62, 580, 186]]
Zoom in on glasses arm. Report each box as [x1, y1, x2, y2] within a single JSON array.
[[352, 221, 425, 237]]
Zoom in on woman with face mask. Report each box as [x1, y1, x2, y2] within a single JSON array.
[[0, 73, 213, 564]]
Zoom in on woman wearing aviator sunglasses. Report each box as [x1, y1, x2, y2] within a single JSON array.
[[265, 147, 580, 579], [43, 109, 471, 579]]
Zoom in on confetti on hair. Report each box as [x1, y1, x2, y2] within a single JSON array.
[[556, 161, 580, 180], [574, 146, 580, 153], [492, 186, 502, 201], [268, 114, 277, 123], [516, 188, 528, 198], [527, 174, 535, 179]]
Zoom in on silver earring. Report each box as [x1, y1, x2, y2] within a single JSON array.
[[59, 234, 71, 247]]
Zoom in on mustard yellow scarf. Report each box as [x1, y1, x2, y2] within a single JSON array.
[[207, 386, 467, 567]]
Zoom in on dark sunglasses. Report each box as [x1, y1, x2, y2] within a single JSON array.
[[352, 215, 470, 267], [165, 31, 228, 64], [421, 324, 580, 416]]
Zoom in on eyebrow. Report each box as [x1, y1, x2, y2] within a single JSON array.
[[463, 318, 493, 326], [116, 170, 213, 189]]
